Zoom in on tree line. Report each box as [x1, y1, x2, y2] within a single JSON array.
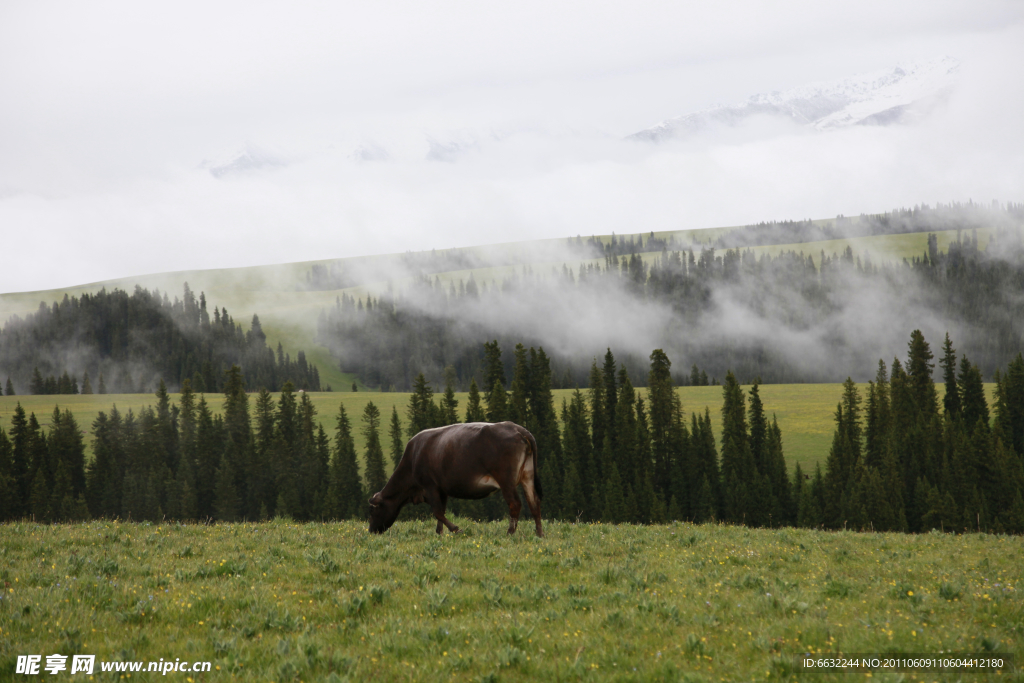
[[802, 332, 1024, 534], [0, 284, 322, 395], [4, 331, 1018, 533]]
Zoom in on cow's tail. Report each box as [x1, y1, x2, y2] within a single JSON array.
[[526, 430, 542, 500]]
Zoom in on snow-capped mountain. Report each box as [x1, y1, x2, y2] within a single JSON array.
[[631, 56, 960, 142], [206, 144, 286, 178]]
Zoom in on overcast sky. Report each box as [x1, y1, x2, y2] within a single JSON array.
[[1, 1, 1022, 293]]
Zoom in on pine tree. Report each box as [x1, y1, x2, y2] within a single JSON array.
[[362, 401, 388, 496], [221, 367, 251, 516], [509, 343, 531, 426], [562, 390, 593, 519], [939, 333, 960, 419], [97, 373, 107, 394], [440, 381, 459, 426], [81, 372, 92, 394], [719, 371, 752, 524], [483, 340, 508, 421], [994, 354, 1024, 457], [465, 378, 486, 423], [177, 447, 198, 520], [194, 395, 221, 519], [389, 407, 405, 468], [587, 360, 607, 468], [4, 377, 13, 396], [602, 349, 618, 450], [408, 373, 438, 436], [10, 403, 30, 517], [958, 356, 989, 433], [907, 330, 939, 423], [30, 367, 44, 395], [0, 428, 15, 521], [251, 387, 275, 514], [29, 467, 50, 521], [864, 360, 890, 469], [213, 454, 241, 522], [647, 349, 677, 500], [766, 416, 792, 526], [603, 462, 626, 523], [486, 378, 509, 423], [329, 404, 363, 519]]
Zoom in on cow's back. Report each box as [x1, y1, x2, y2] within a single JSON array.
[[406, 422, 528, 498]]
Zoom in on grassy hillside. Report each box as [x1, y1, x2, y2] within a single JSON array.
[[0, 226, 986, 394], [0, 383, 998, 476], [1, 519, 1020, 682]]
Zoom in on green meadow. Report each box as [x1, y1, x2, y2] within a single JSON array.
[[0, 383, 998, 477], [1, 519, 1021, 682]]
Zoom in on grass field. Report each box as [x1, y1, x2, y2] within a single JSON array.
[[1, 519, 1021, 682], [0, 384, 999, 478]]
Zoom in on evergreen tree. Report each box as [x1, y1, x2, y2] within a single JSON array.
[[907, 330, 939, 423], [328, 404, 363, 519], [194, 395, 221, 518], [251, 386, 275, 514], [4, 377, 13, 396], [958, 356, 989, 433], [213, 453, 241, 522], [389, 406, 405, 468], [221, 366, 251, 515], [483, 340, 508, 421], [408, 373, 438, 436], [647, 349, 677, 500], [940, 333, 960, 418], [602, 349, 618, 449], [486, 378, 509, 423], [362, 401, 388, 496], [587, 360, 607, 467], [97, 373, 107, 394], [9, 403, 30, 517], [176, 445, 198, 520], [80, 372, 92, 395], [864, 360, 890, 469], [634, 397, 655, 522], [994, 354, 1024, 457], [509, 343, 531, 426], [29, 467, 50, 521], [719, 371, 752, 524], [0, 428, 15, 520], [465, 378, 486, 422], [440, 380, 459, 426], [30, 368, 44, 395], [766, 416, 792, 526], [562, 391, 593, 519]]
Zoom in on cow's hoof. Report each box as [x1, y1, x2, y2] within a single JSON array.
[[451, 527, 461, 534]]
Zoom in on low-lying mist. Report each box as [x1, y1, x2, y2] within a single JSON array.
[[317, 215, 1024, 390]]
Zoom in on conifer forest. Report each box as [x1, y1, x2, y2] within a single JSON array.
[[1, 331, 1023, 536]]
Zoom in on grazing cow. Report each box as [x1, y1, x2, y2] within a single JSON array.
[[368, 421, 543, 537]]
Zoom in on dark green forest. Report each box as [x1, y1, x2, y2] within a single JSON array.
[[0, 284, 321, 395], [1, 332, 1022, 535], [317, 228, 1024, 391]]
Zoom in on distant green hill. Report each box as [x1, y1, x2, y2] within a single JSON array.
[[0, 219, 991, 392]]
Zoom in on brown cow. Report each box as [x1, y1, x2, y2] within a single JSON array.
[[368, 421, 543, 537]]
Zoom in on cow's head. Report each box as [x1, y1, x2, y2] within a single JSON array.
[[368, 491, 399, 534]]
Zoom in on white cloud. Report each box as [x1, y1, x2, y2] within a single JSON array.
[[0, 1, 1022, 292]]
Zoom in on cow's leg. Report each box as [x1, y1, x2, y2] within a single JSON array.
[[522, 478, 543, 538], [428, 491, 460, 535], [500, 484, 522, 535]]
